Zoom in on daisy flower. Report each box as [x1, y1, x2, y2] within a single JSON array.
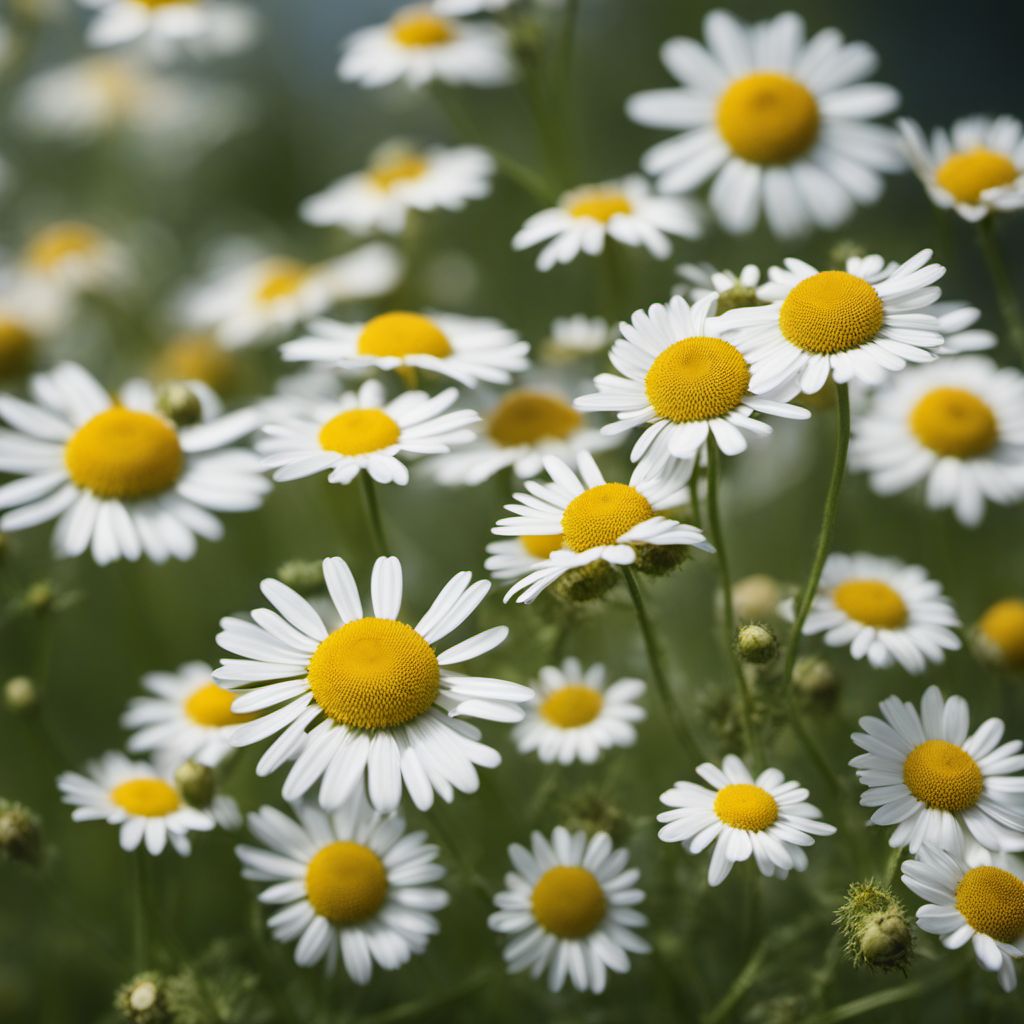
[[626, 9, 902, 237], [214, 555, 533, 812], [57, 751, 216, 856], [544, 315, 612, 361], [484, 535, 564, 583], [851, 685, 1024, 854], [512, 175, 702, 272], [575, 294, 810, 467], [339, 5, 515, 90], [0, 362, 269, 564], [151, 333, 238, 394], [301, 142, 495, 237], [282, 310, 530, 389], [435, 0, 515, 14], [236, 796, 448, 981], [973, 598, 1024, 672], [488, 827, 650, 993], [493, 451, 712, 605], [0, 280, 67, 380], [899, 115, 1024, 222], [658, 754, 836, 886], [933, 301, 996, 356], [18, 220, 130, 300], [720, 250, 946, 394], [675, 261, 762, 308]]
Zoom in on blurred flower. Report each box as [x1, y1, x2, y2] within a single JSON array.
[[114, 972, 171, 1024], [3, 675, 38, 713], [973, 598, 1024, 671], [544, 314, 612, 361], [932, 302, 997, 355], [675, 261, 765, 313], [0, 280, 67, 380], [435, 0, 516, 14], [731, 573, 784, 622], [17, 220, 131, 302], [0, 799, 43, 865], [151, 333, 238, 394]]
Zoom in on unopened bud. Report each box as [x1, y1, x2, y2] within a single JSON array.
[[715, 284, 765, 315], [0, 800, 42, 866], [156, 382, 202, 427], [4, 676, 37, 713], [174, 761, 215, 810], [731, 574, 783, 622], [115, 973, 171, 1024], [835, 880, 914, 973], [561, 788, 629, 845], [24, 580, 55, 615], [632, 543, 691, 577], [793, 655, 839, 709], [736, 623, 778, 665], [276, 559, 325, 596], [552, 561, 618, 604]]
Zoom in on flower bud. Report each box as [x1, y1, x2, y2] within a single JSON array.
[[4, 676, 37, 714], [560, 788, 629, 845], [830, 240, 867, 266], [175, 761, 216, 810], [115, 973, 172, 1024], [792, 655, 839, 709], [632, 543, 691, 577], [551, 561, 618, 604], [156, 382, 202, 427], [0, 800, 42, 866], [730, 574, 783, 622], [735, 623, 778, 665], [715, 283, 765, 315], [835, 880, 914, 973], [276, 559, 325, 596], [24, 580, 55, 615]]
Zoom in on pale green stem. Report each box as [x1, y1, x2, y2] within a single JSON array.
[[359, 474, 390, 556], [976, 216, 1024, 363]]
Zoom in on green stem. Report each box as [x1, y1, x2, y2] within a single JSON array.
[[883, 844, 905, 887], [359, 474, 389, 556], [804, 971, 953, 1024], [688, 473, 703, 531], [599, 243, 630, 323], [426, 808, 491, 906], [702, 938, 769, 1024], [976, 216, 1024, 362], [132, 852, 150, 970]]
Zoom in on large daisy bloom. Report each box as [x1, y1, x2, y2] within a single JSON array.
[[488, 827, 650, 993], [851, 357, 1024, 527], [626, 9, 902, 237], [236, 796, 448, 981], [339, 5, 515, 90], [850, 685, 1024, 854], [301, 143, 495, 237], [658, 755, 836, 886], [18, 220, 130, 300], [512, 175, 702, 272], [258, 379, 478, 487], [57, 752, 216, 856], [720, 250, 945, 394], [575, 294, 810, 467], [214, 555, 533, 812], [281, 310, 530, 388], [899, 115, 1024, 222]]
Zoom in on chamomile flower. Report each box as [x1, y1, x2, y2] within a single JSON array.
[[974, 598, 1024, 672], [899, 115, 1024, 222], [435, 0, 515, 13], [626, 9, 902, 237], [720, 250, 945, 394], [339, 5, 515, 91], [512, 175, 702, 272], [484, 536, 564, 583], [658, 755, 836, 886], [933, 302, 996, 355], [282, 310, 530, 389], [783, 552, 961, 674], [0, 362, 269, 564], [236, 796, 448, 981], [214, 555, 533, 812], [17, 220, 130, 300], [493, 451, 712, 605], [151, 333, 238, 394], [488, 827, 650, 993], [0, 281, 67, 380], [851, 685, 1024, 854], [675, 262, 762, 308], [544, 315, 613, 361], [57, 752, 215, 856]]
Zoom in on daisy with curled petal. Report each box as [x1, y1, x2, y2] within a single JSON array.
[[236, 795, 448, 981], [57, 751, 216, 856], [850, 685, 1024, 855], [933, 301, 996, 356], [626, 9, 903, 237], [0, 362, 269, 565], [258, 379, 478, 488], [18, 220, 130, 301], [488, 827, 650, 994], [720, 249, 945, 394], [575, 294, 810, 467], [214, 555, 533, 812], [657, 754, 836, 886], [512, 175, 702, 272]]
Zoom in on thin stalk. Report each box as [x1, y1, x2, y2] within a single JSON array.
[[359, 474, 389, 556], [132, 852, 151, 970], [688, 473, 703, 531], [976, 216, 1024, 362], [426, 808, 491, 906], [883, 844, 905, 887], [804, 971, 955, 1024]]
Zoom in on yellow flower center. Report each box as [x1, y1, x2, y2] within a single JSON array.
[[65, 408, 184, 500], [356, 312, 453, 361], [0, 318, 33, 378], [716, 72, 820, 164], [978, 598, 1024, 668], [153, 334, 236, 393], [910, 387, 998, 458], [184, 682, 255, 728], [255, 260, 310, 304], [138, 0, 196, 7], [935, 149, 1017, 205], [644, 336, 751, 423], [955, 866, 1024, 943], [566, 189, 633, 222], [903, 740, 983, 812], [713, 783, 778, 831], [305, 841, 388, 925], [110, 778, 180, 817], [307, 618, 440, 731], [318, 409, 401, 457], [531, 866, 606, 938], [832, 579, 907, 628], [390, 9, 454, 47], [560, 482, 653, 553], [25, 222, 103, 271], [540, 685, 603, 728], [520, 534, 563, 559], [369, 153, 430, 191], [779, 271, 885, 354], [487, 390, 582, 447]]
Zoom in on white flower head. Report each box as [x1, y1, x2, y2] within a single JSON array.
[[545, 314, 613, 360], [675, 261, 761, 303], [18, 220, 131, 300]]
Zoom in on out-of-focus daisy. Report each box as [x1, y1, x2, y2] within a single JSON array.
[[973, 598, 1024, 672], [282, 310, 530, 388], [720, 250, 945, 394], [851, 685, 1024, 854], [435, 0, 515, 14], [933, 302, 996, 355], [658, 754, 835, 886], [488, 827, 650, 993], [301, 142, 495, 237], [675, 262, 763, 313], [512, 176, 701, 272], [0, 362, 269, 564], [57, 751, 215, 855], [851, 357, 1024, 527], [899, 116, 1024, 222], [543, 315, 612, 362], [18, 220, 130, 300], [151, 333, 238, 394], [339, 4, 515, 90], [626, 10, 902, 237], [214, 555, 532, 812], [484, 535, 564, 583], [0, 280, 68, 380], [236, 796, 448, 981]]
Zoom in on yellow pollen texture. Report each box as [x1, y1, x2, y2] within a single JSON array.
[[357, 312, 453, 360], [25, 222, 102, 270], [369, 153, 429, 190], [935, 149, 1017, 204], [645, 336, 751, 422], [305, 841, 389, 924], [319, 408, 401, 457], [716, 72, 820, 164], [713, 783, 778, 831], [256, 261, 310, 303], [540, 685, 603, 728], [184, 682, 255, 728], [391, 10, 453, 47], [531, 866, 606, 938], [779, 272, 885, 354], [903, 740, 983, 812], [65, 408, 184, 500], [979, 598, 1024, 668], [307, 618, 440, 730], [910, 387, 998, 458], [955, 866, 1024, 943], [521, 534, 563, 559], [111, 778, 180, 817], [560, 483, 653, 553], [566, 189, 632, 222], [0, 318, 33, 378], [832, 579, 907, 629], [487, 390, 582, 447]]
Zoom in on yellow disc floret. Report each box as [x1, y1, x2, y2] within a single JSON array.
[[832, 579, 907, 629], [0, 318, 33, 378], [713, 783, 778, 831], [487, 390, 582, 447], [25, 222, 103, 271], [531, 866, 606, 937], [779, 272, 885, 354], [903, 740, 983, 812], [910, 387, 998, 458], [645, 336, 751, 422], [978, 598, 1024, 669], [391, 9, 454, 47], [935, 149, 1017, 205], [357, 312, 453, 360], [717, 72, 820, 164], [540, 685, 603, 728], [566, 188, 633, 222], [184, 682, 255, 728], [255, 260, 310, 304], [369, 152, 429, 190], [305, 841, 389, 924], [560, 483, 653, 553], [521, 534, 563, 559], [319, 409, 401, 456], [955, 866, 1024, 943], [110, 778, 180, 817]]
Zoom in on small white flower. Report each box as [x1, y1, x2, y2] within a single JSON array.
[[675, 261, 761, 302], [545, 315, 613, 359], [17, 220, 131, 301]]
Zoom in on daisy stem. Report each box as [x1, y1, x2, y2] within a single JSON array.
[[883, 844, 905, 887], [359, 474, 390, 556], [804, 968, 960, 1024], [976, 216, 1024, 363], [688, 473, 703, 531], [132, 852, 151, 970]]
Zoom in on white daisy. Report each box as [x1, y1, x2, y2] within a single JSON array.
[[151, 333, 238, 394], [658, 754, 836, 886], [512, 175, 702, 272], [17, 220, 131, 300], [236, 796, 448, 981], [544, 315, 612, 361], [57, 751, 216, 856], [488, 827, 650, 993], [0, 361, 270, 564], [675, 261, 761, 305], [214, 555, 533, 812], [626, 9, 902, 237], [974, 598, 1024, 672], [435, 0, 515, 14], [933, 301, 997, 356], [484, 535, 564, 583], [0, 279, 69, 380]]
